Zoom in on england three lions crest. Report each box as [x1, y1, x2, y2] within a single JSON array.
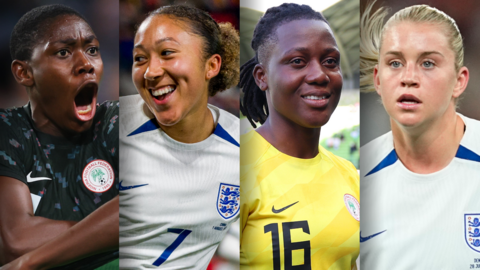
[[216, 183, 240, 220], [465, 214, 480, 253]]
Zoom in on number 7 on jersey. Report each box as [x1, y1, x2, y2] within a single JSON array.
[[153, 228, 192, 266]]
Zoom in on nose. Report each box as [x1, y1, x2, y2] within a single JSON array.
[[305, 61, 330, 85], [74, 52, 95, 75], [401, 64, 419, 87], [144, 56, 164, 81]]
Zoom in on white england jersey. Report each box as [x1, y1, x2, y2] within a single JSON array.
[[361, 114, 480, 269], [119, 95, 240, 269]]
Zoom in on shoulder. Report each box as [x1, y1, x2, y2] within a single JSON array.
[[95, 100, 119, 118], [320, 145, 357, 173], [210, 104, 240, 147], [360, 131, 394, 177], [0, 105, 30, 126], [240, 130, 271, 166], [119, 95, 152, 138], [459, 114, 480, 155], [119, 94, 144, 114], [0, 106, 32, 181], [319, 145, 359, 184], [92, 101, 119, 139], [0, 106, 32, 140]]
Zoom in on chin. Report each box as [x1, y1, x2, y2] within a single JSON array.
[[392, 115, 423, 129], [153, 113, 181, 127], [300, 116, 331, 129]]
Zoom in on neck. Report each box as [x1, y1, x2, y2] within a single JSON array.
[[391, 109, 464, 174], [30, 102, 76, 138], [160, 106, 214, 144], [257, 112, 320, 159]]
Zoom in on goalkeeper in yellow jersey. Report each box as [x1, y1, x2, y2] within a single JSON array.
[[239, 3, 359, 269]]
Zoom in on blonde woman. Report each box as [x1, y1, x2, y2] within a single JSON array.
[[360, 2, 480, 269]]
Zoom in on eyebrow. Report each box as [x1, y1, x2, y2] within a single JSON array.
[[283, 47, 309, 55], [385, 51, 444, 58], [54, 35, 97, 45], [283, 47, 339, 56], [155, 37, 179, 45], [134, 37, 180, 50], [418, 51, 444, 58]]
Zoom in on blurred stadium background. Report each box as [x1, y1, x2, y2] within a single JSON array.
[[0, 0, 119, 109], [240, 0, 360, 169]]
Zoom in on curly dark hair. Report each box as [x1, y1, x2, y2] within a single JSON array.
[[239, 3, 328, 128], [147, 4, 240, 96], [10, 4, 88, 61]]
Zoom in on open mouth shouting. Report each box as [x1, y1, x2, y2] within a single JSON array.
[[397, 94, 422, 110], [149, 85, 176, 105], [301, 92, 331, 108], [75, 81, 98, 121]]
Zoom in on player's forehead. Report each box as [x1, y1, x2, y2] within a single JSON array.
[[40, 15, 96, 45], [273, 20, 337, 53], [135, 15, 194, 44]]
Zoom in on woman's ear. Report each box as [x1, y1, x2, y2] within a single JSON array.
[[11, 60, 34, 87], [253, 64, 268, 91], [452, 66, 469, 98], [205, 54, 222, 79], [373, 64, 381, 96]]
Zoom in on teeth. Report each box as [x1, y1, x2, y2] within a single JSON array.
[[78, 104, 92, 115], [152, 86, 175, 96], [402, 101, 418, 104], [303, 95, 326, 100]]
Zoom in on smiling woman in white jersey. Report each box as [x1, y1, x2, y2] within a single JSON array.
[[360, 2, 480, 269], [118, 4, 240, 269]]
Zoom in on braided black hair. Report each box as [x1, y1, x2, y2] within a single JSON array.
[[146, 4, 239, 96], [239, 3, 328, 128], [10, 4, 88, 61]]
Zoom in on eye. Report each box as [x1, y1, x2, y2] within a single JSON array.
[[134, 55, 146, 63], [389, 61, 402, 68], [291, 59, 303, 64], [323, 58, 338, 68], [161, 50, 174, 56], [87, 47, 99, 55], [289, 58, 305, 68], [422, 60, 435, 68], [56, 49, 70, 57]]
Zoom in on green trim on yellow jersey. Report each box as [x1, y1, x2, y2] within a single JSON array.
[[240, 130, 359, 270]]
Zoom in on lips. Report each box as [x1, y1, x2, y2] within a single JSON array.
[[74, 81, 98, 121], [397, 94, 421, 104], [149, 85, 176, 105], [300, 91, 331, 108], [397, 94, 422, 110]]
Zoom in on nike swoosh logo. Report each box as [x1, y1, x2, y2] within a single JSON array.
[[360, 230, 387, 243], [119, 181, 148, 191], [272, 201, 299, 214], [26, 172, 52, 183]]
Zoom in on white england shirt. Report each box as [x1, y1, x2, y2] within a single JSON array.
[[361, 114, 480, 269], [119, 94, 240, 269]]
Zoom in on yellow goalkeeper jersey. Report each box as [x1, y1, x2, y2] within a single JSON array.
[[240, 131, 359, 270]]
